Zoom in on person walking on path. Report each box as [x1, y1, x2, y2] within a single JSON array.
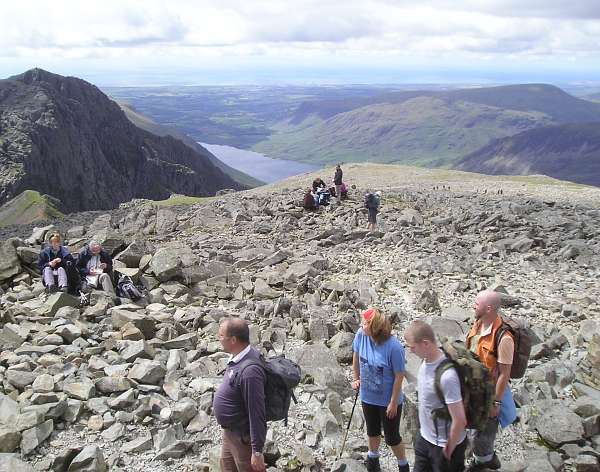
[[213, 318, 267, 472], [405, 321, 468, 472], [334, 164, 343, 203], [351, 307, 410, 472], [465, 290, 517, 471]]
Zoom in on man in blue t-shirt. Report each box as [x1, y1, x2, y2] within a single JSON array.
[[351, 308, 409, 472]]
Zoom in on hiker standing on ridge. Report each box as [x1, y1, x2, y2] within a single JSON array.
[[351, 307, 410, 472], [364, 190, 381, 232], [465, 290, 517, 471], [405, 321, 467, 472], [213, 318, 266, 472], [334, 163, 343, 203]]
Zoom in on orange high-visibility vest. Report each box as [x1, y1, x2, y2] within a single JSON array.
[[466, 316, 513, 381]]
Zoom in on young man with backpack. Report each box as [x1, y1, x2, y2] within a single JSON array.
[[213, 318, 267, 472], [405, 321, 468, 472], [465, 290, 520, 471]]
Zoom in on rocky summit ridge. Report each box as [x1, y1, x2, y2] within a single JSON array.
[[0, 68, 243, 213], [0, 164, 599, 471]]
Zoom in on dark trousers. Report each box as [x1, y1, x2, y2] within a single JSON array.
[[362, 402, 403, 446], [413, 433, 466, 472], [220, 429, 252, 472]]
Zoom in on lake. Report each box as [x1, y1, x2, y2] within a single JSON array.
[[200, 143, 319, 184]]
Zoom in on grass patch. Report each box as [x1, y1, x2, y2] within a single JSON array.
[[146, 195, 210, 208], [0, 190, 64, 227]]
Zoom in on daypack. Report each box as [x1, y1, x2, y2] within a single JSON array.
[[117, 274, 144, 301], [364, 193, 379, 209], [232, 355, 301, 424], [493, 316, 533, 379], [433, 341, 495, 433]]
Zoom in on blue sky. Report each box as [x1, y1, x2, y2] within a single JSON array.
[[2, 0, 600, 85]]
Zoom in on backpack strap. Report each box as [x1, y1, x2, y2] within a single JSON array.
[[492, 320, 513, 360], [229, 357, 265, 388], [432, 358, 453, 446]]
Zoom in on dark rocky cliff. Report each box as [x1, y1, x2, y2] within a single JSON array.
[[0, 68, 243, 212]]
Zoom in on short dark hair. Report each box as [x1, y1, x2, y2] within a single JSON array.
[[224, 317, 250, 343]]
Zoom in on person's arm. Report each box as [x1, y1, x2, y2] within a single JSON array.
[[491, 363, 511, 417], [241, 366, 266, 470], [37, 250, 49, 270], [443, 401, 467, 460], [386, 372, 404, 418]]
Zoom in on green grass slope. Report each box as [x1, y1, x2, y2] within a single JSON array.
[[0, 190, 64, 228], [255, 96, 553, 167]]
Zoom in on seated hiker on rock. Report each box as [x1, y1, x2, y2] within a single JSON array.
[[37, 232, 74, 293], [76, 240, 116, 296], [352, 307, 410, 472], [312, 177, 326, 193], [303, 187, 317, 211], [340, 181, 348, 200]]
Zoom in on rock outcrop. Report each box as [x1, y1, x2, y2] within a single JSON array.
[[0, 68, 244, 212]]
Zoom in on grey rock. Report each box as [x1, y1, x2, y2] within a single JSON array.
[[20, 419, 53, 455], [532, 400, 585, 447], [0, 427, 21, 453], [67, 445, 107, 472], [63, 380, 96, 401], [0, 239, 21, 283], [155, 440, 193, 460], [0, 454, 35, 472], [127, 358, 166, 385], [121, 434, 153, 453]]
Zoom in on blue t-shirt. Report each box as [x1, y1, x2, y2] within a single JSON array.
[[352, 328, 406, 406]]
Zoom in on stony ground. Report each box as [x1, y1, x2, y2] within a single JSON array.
[[1, 164, 599, 472]]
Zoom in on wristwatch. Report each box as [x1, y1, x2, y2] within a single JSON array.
[[253, 451, 263, 457]]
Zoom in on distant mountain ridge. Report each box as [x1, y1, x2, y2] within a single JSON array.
[[455, 122, 600, 187], [254, 83, 600, 169], [0, 68, 243, 212]]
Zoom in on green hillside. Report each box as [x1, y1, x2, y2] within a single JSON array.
[[0, 190, 64, 228], [255, 96, 553, 167]]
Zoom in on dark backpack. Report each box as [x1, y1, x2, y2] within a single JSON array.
[[364, 193, 379, 209], [117, 274, 144, 301], [232, 355, 301, 424], [433, 341, 495, 433], [493, 316, 533, 379]]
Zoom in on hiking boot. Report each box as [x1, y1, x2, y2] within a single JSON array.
[[465, 453, 501, 471], [364, 456, 381, 472], [398, 463, 410, 472]]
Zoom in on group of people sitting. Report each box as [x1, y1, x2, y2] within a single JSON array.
[[303, 164, 348, 210], [37, 232, 116, 297]]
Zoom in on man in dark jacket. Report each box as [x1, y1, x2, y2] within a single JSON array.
[[76, 241, 116, 296], [213, 318, 266, 472], [37, 232, 73, 292], [334, 164, 343, 203]]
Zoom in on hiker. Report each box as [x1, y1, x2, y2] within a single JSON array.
[[312, 177, 326, 193], [303, 188, 317, 211], [405, 321, 468, 472], [213, 317, 266, 472], [37, 232, 74, 293], [465, 290, 517, 471], [365, 190, 381, 232], [351, 307, 410, 472], [334, 164, 343, 203], [76, 241, 116, 296]]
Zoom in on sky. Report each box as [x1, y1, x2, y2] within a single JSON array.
[[2, 0, 600, 85]]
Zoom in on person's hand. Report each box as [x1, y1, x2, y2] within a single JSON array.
[[351, 379, 360, 390], [100, 263, 107, 270], [489, 403, 500, 418], [442, 443, 454, 461], [251, 453, 266, 472], [386, 402, 397, 419]]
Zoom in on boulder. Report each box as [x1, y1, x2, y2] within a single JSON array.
[[0, 238, 21, 283], [67, 445, 107, 472]]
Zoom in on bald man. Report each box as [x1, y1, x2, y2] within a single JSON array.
[[465, 291, 514, 471]]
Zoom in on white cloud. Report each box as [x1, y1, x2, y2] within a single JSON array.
[[2, 0, 600, 78]]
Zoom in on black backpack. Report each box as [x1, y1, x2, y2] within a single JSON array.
[[117, 274, 144, 301], [232, 355, 301, 424], [364, 193, 379, 209]]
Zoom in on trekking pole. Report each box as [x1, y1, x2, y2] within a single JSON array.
[[339, 389, 359, 459]]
